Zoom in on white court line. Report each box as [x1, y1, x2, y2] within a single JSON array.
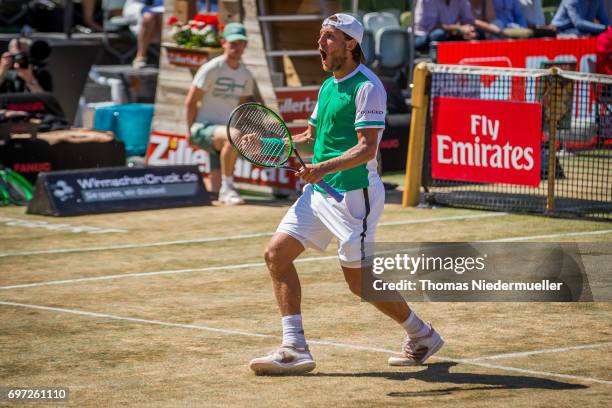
[[1, 301, 610, 385], [378, 212, 506, 226], [466, 342, 612, 361], [3, 225, 612, 291], [486, 229, 612, 242], [0, 232, 274, 258], [0, 213, 507, 258], [0, 255, 337, 290]]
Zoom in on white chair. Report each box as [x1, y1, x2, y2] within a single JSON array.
[[375, 27, 409, 70], [363, 11, 399, 37]]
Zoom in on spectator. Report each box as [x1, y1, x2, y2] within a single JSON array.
[[492, 0, 534, 37], [552, 0, 610, 37], [123, 1, 217, 68], [518, 0, 545, 26], [596, 26, 612, 74], [414, 0, 478, 52], [0, 38, 52, 94], [123, 0, 165, 68], [470, 0, 503, 37], [82, 0, 103, 32], [184, 23, 256, 205]]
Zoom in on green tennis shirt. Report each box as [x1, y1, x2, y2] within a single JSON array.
[[308, 64, 386, 193]]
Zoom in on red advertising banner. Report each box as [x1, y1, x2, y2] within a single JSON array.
[[163, 43, 222, 69], [145, 131, 299, 189], [436, 38, 609, 151], [437, 37, 596, 72], [431, 97, 542, 187], [275, 86, 319, 122]]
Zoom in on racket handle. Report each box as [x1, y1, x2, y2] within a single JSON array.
[[316, 180, 344, 202]]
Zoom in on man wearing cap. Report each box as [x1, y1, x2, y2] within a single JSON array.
[[185, 22, 256, 205], [249, 14, 444, 375]]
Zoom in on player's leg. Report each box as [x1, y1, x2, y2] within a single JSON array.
[[319, 181, 444, 366], [189, 122, 222, 197], [249, 185, 332, 375], [250, 233, 316, 375], [211, 125, 243, 205], [203, 169, 221, 196], [341, 266, 444, 365], [340, 266, 409, 323], [264, 232, 304, 316]]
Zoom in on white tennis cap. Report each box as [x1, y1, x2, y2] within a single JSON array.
[[322, 13, 364, 46]]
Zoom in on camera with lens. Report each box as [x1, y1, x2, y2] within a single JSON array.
[[9, 39, 50, 70], [11, 52, 30, 69]]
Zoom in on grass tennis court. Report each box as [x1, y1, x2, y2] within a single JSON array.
[[1, 187, 611, 407]]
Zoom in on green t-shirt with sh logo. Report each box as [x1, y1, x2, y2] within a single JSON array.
[[192, 55, 255, 124]]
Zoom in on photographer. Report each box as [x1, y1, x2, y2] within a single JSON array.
[[0, 38, 52, 94]]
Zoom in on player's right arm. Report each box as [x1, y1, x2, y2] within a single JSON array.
[[185, 85, 204, 134]]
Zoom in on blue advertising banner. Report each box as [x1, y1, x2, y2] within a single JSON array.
[[27, 165, 211, 216]]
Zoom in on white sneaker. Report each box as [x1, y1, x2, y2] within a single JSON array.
[[249, 346, 316, 375], [388, 324, 444, 366], [132, 58, 147, 69], [219, 186, 244, 205]]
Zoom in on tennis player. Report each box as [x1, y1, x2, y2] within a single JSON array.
[[249, 14, 444, 375]]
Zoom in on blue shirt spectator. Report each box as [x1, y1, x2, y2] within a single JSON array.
[[552, 0, 610, 36], [414, 0, 476, 36], [518, 0, 545, 26], [414, 0, 477, 51], [492, 0, 528, 28]]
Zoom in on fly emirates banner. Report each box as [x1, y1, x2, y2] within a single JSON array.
[[431, 97, 542, 187]]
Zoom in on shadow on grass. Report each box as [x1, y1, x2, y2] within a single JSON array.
[[314, 362, 587, 396]]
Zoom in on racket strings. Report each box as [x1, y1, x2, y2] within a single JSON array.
[[229, 106, 290, 167]]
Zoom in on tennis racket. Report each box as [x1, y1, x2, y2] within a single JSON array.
[[226, 102, 344, 202]]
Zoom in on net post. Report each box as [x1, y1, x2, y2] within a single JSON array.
[[545, 67, 563, 214], [402, 62, 431, 207]]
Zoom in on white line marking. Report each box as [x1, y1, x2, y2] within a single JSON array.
[[0, 232, 274, 258], [3, 226, 611, 291], [0, 255, 337, 290], [0, 213, 507, 258], [486, 229, 612, 242], [0, 216, 127, 235], [466, 342, 612, 361], [0, 301, 275, 339], [378, 212, 506, 226], [1, 301, 610, 385]]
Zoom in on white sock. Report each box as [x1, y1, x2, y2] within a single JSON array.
[[281, 314, 307, 349], [221, 175, 234, 189], [401, 311, 429, 338]]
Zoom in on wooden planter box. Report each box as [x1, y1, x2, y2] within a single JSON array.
[[163, 42, 223, 69]]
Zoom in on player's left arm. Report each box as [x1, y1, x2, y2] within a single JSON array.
[[299, 128, 378, 184]]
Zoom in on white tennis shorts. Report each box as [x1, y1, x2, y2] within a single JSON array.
[[276, 180, 385, 268]]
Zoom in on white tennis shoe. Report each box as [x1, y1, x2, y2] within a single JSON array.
[[388, 324, 444, 366], [249, 346, 316, 375], [219, 186, 244, 205]]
